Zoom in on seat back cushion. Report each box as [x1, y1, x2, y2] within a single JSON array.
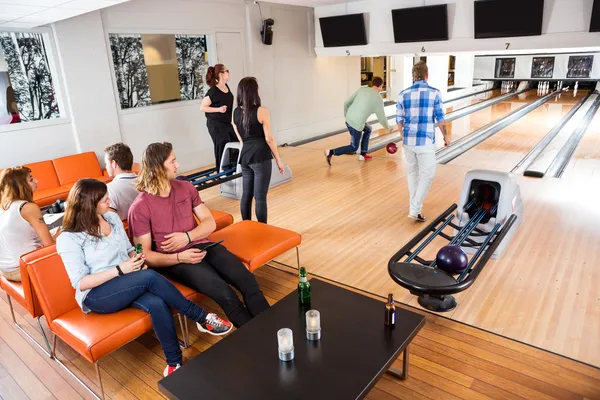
[[23, 161, 61, 191], [53, 152, 103, 186], [25, 248, 78, 325], [18, 245, 59, 318]]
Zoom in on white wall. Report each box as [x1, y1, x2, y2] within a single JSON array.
[[314, 0, 600, 57], [0, 27, 75, 169], [0, 122, 77, 167], [425, 55, 450, 96], [246, 2, 359, 145], [0, 0, 357, 171], [389, 55, 414, 101], [454, 54, 474, 88], [53, 11, 122, 161], [98, 0, 250, 172], [473, 52, 600, 80]]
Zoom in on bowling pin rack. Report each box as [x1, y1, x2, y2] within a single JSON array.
[[387, 203, 517, 312], [178, 163, 241, 191]]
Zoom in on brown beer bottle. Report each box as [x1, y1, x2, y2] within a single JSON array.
[[385, 293, 396, 326]]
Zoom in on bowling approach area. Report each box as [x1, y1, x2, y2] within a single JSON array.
[[203, 82, 600, 371]]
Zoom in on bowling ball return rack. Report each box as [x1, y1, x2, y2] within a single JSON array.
[[388, 203, 517, 312], [177, 163, 241, 191]]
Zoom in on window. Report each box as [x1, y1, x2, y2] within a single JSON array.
[[109, 33, 210, 110], [0, 31, 60, 125]]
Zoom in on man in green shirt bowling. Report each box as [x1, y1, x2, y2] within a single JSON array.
[[326, 76, 394, 165]]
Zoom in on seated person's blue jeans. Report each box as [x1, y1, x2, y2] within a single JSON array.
[[332, 123, 372, 156], [83, 269, 207, 366]]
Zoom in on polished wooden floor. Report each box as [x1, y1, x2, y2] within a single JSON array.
[[1, 266, 599, 399], [563, 98, 600, 181], [3, 89, 599, 399], [200, 88, 600, 369]]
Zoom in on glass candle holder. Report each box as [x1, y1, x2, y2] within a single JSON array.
[[277, 328, 294, 361], [305, 309, 321, 341]]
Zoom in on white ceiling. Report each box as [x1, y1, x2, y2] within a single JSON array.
[[262, 0, 358, 6], [0, 0, 131, 29], [0, 0, 356, 29]]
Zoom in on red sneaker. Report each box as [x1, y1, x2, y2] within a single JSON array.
[[163, 364, 181, 377], [359, 153, 373, 160]]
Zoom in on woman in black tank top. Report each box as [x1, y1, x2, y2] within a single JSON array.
[[200, 64, 238, 170], [232, 77, 285, 224]]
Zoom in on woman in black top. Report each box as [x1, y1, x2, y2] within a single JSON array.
[[232, 77, 285, 224], [200, 64, 238, 170]]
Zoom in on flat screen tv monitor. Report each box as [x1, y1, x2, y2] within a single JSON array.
[[591, 0, 600, 32], [391, 4, 449, 43], [474, 0, 544, 39], [319, 13, 368, 47]]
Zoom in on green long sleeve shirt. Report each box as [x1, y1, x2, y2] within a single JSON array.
[[344, 87, 391, 132]]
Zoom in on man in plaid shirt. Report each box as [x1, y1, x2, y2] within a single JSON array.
[[396, 61, 450, 222]]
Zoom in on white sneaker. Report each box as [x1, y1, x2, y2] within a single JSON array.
[[358, 154, 365, 161]]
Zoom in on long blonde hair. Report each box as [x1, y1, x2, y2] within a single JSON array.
[[0, 167, 33, 210], [136, 142, 172, 196]]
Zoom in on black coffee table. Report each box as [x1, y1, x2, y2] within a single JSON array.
[[159, 278, 425, 400]]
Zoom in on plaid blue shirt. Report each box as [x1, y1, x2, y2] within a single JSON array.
[[396, 81, 445, 146]]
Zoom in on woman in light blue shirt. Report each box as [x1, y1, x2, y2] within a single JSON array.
[[57, 179, 232, 377]]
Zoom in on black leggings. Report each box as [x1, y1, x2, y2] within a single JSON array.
[[207, 120, 238, 170], [241, 160, 272, 223]]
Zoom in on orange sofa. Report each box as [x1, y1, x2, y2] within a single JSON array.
[[2, 212, 302, 399], [0, 152, 111, 207]]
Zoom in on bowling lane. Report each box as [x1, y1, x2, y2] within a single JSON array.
[[561, 104, 600, 182], [432, 89, 541, 151], [444, 88, 502, 113], [448, 89, 589, 171], [303, 89, 520, 153]]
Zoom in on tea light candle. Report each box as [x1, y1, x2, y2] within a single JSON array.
[[277, 328, 294, 361], [305, 310, 321, 341]]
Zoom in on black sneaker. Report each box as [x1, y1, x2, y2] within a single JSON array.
[[325, 149, 333, 166], [196, 313, 233, 336], [408, 214, 426, 222]]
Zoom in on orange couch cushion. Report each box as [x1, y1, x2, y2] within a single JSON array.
[[208, 221, 301, 272], [33, 187, 70, 207], [24, 161, 60, 191], [0, 245, 59, 319], [52, 152, 104, 186], [211, 210, 234, 232], [0, 277, 27, 310], [53, 308, 152, 363]]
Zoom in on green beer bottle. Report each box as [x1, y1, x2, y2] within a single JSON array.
[[298, 267, 311, 305], [136, 244, 146, 270]]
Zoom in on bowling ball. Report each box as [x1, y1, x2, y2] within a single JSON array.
[[436, 245, 468, 275], [176, 175, 189, 181], [386, 142, 398, 154]]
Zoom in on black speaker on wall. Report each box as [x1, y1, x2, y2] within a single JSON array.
[[261, 18, 275, 45]]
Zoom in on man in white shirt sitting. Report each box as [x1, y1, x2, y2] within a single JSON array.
[[104, 143, 139, 220]]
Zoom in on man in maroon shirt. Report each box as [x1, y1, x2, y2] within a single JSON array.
[[128, 142, 269, 327]]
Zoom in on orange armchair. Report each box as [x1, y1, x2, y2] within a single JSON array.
[[0, 245, 55, 355], [24, 249, 195, 399]]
